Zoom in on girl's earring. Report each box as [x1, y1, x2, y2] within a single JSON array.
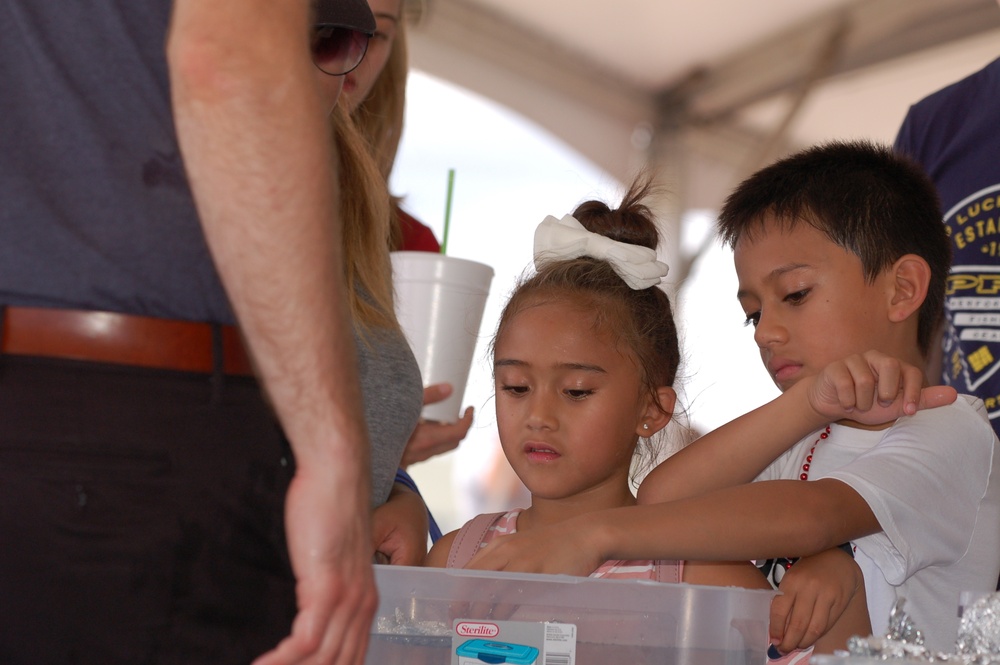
[[642, 423, 650, 431]]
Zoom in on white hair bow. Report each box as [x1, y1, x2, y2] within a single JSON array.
[[533, 214, 669, 290]]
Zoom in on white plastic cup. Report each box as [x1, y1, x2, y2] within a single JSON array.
[[391, 251, 494, 422]]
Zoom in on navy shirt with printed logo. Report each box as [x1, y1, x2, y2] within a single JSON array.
[[896, 57, 1000, 435]]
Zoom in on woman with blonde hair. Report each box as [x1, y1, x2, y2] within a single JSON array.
[[341, 0, 475, 475], [308, 10, 430, 564]]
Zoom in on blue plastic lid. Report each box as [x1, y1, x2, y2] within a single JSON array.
[[455, 639, 540, 664]]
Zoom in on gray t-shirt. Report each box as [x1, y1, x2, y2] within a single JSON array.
[[357, 325, 423, 506]]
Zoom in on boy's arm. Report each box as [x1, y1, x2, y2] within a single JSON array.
[[684, 552, 869, 655], [639, 352, 956, 504], [470, 478, 880, 576], [639, 380, 824, 504]]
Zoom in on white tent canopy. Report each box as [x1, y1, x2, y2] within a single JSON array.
[[398, 0, 1000, 528], [407, 0, 1000, 272]]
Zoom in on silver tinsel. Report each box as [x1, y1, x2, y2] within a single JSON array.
[[373, 607, 451, 637], [956, 593, 1000, 656], [845, 595, 1000, 664]]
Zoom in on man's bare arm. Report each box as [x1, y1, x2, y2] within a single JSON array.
[[167, 1, 375, 663]]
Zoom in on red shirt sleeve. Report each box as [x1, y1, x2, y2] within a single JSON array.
[[395, 206, 441, 253]]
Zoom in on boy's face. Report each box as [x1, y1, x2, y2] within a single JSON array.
[[733, 216, 896, 392]]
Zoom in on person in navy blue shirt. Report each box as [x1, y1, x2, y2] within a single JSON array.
[[895, 53, 1000, 437]]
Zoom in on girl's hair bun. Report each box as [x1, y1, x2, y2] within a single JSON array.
[[571, 175, 660, 252]]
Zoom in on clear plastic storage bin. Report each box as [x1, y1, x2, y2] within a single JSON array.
[[368, 565, 777, 665]]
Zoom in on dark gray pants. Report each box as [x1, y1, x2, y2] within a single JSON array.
[[0, 356, 297, 664]]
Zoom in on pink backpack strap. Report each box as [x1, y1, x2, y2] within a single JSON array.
[[446, 512, 506, 569], [654, 559, 682, 584]]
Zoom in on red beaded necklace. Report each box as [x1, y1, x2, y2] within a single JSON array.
[[758, 423, 852, 591], [799, 425, 831, 481]]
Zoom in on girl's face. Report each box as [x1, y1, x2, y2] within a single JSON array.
[[494, 299, 666, 505], [342, 0, 402, 113]]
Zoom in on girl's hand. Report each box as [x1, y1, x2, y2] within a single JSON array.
[[806, 351, 956, 425], [400, 384, 474, 467], [466, 521, 603, 577]]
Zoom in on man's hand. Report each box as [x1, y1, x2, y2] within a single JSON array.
[[400, 384, 473, 467], [253, 471, 377, 665]]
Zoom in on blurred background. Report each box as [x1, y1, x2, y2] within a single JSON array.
[[389, 0, 1000, 532]]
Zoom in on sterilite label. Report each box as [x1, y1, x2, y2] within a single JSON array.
[[452, 619, 577, 665]]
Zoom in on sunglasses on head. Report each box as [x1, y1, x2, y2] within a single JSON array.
[[311, 24, 371, 76]]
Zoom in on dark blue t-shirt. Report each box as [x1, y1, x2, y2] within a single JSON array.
[[0, 2, 235, 323], [895, 57, 1000, 431]]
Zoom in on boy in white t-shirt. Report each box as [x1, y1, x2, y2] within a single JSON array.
[[467, 141, 1000, 653]]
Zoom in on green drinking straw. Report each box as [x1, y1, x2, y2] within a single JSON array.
[[440, 168, 455, 255]]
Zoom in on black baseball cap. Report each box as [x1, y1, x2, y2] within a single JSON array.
[[316, 0, 376, 34]]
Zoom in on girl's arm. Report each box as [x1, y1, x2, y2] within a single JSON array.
[[638, 352, 955, 505], [424, 530, 459, 568], [470, 477, 880, 575]]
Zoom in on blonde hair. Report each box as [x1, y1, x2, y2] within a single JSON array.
[[354, 20, 407, 182], [351, 9, 410, 250], [331, 103, 398, 335]]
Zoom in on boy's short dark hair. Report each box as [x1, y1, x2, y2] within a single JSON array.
[[716, 140, 951, 356]]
